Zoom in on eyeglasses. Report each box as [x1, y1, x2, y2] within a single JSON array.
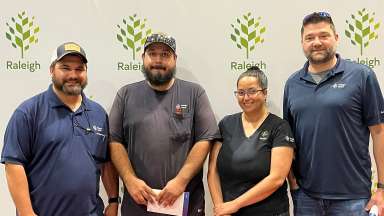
[[234, 88, 265, 97], [303, 12, 332, 23]]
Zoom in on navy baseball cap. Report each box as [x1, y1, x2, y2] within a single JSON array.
[[50, 42, 87, 65]]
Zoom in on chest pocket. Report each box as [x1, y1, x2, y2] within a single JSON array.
[[80, 129, 108, 164], [169, 112, 193, 144]]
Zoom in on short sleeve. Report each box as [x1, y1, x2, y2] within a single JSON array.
[[1, 109, 33, 166], [271, 120, 296, 149], [283, 82, 293, 126], [362, 69, 384, 126], [217, 118, 227, 143], [101, 113, 111, 162], [109, 89, 126, 145], [193, 90, 221, 142]]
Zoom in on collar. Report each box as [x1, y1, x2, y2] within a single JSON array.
[[299, 53, 345, 83], [47, 84, 92, 111]]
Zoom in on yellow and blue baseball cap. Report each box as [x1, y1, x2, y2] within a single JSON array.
[[50, 42, 87, 65]]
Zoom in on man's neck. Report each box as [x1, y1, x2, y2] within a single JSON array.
[[147, 78, 175, 92], [52, 85, 83, 111], [308, 55, 338, 73]]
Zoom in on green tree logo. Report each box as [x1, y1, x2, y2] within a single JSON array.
[[230, 12, 266, 59], [5, 11, 40, 58], [116, 14, 152, 60], [345, 8, 380, 56]]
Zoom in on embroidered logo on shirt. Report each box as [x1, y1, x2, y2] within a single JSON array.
[[91, 125, 106, 140], [259, 130, 270, 141], [93, 125, 103, 132], [331, 83, 346, 89], [175, 104, 188, 116], [285, 136, 295, 143]]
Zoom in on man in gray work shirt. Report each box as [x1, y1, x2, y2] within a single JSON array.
[[109, 32, 220, 216]]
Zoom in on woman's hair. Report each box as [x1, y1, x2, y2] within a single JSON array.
[[237, 66, 268, 89]]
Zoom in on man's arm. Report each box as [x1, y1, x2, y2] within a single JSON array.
[[101, 162, 119, 216], [366, 123, 384, 214], [157, 140, 211, 206], [283, 84, 299, 191], [109, 141, 156, 205], [5, 163, 37, 216], [207, 141, 224, 205]]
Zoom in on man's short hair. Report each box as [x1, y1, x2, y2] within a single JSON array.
[[301, 12, 336, 35]]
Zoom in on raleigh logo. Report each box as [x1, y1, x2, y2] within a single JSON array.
[[345, 8, 381, 68], [345, 8, 380, 56], [116, 14, 152, 71], [230, 12, 267, 72], [231, 12, 266, 59], [6, 11, 40, 58], [5, 11, 40, 72]]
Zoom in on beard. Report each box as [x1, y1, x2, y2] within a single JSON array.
[[304, 46, 336, 64], [52, 76, 87, 96], [142, 64, 176, 86]]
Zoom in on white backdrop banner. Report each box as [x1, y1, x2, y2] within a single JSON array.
[[1, 0, 383, 215]]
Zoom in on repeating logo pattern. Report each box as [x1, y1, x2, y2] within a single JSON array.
[[230, 12, 266, 59], [5, 11, 40, 58], [345, 8, 380, 56], [116, 14, 152, 60]]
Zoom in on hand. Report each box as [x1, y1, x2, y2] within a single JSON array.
[[125, 176, 156, 205], [214, 201, 240, 216], [290, 183, 300, 191], [365, 189, 384, 215], [212, 204, 231, 216], [157, 177, 187, 207], [104, 203, 118, 216]]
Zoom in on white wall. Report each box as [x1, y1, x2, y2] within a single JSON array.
[[1, 0, 383, 215]]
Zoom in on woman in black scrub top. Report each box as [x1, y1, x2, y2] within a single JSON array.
[[208, 66, 295, 216]]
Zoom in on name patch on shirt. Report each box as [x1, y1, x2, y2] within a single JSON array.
[[331, 83, 346, 89], [259, 131, 270, 141]]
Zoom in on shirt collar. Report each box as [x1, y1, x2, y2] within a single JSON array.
[[300, 53, 345, 82], [47, 84, 92, 111]]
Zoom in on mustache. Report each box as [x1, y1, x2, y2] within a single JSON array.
[[63, 78, 80, 83], [310, 48, 326, 51], [150, 65, 166, 70]]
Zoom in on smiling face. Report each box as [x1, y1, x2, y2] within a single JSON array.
[[142, 43, 177, 86], [301, 21, 339, 65], [236, 76, 267, 114], [50, 54, 87, 96]]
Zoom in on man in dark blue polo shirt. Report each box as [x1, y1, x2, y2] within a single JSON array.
[[1, 42, 119, 216], [284, 12, 384, 215]]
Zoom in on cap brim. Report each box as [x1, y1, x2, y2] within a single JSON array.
[[144, 42, 176, 53], [55, 51, 88, 64]]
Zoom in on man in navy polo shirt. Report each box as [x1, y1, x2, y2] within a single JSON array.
[[284, 12, 384, 215], [1, 42, 118, 216]]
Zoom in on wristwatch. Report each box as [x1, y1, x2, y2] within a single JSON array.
[[377, 182, 384, 189], [108, 197, 121, 204]]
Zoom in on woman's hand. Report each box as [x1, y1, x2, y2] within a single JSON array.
[[214, 200, 240, 216]]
